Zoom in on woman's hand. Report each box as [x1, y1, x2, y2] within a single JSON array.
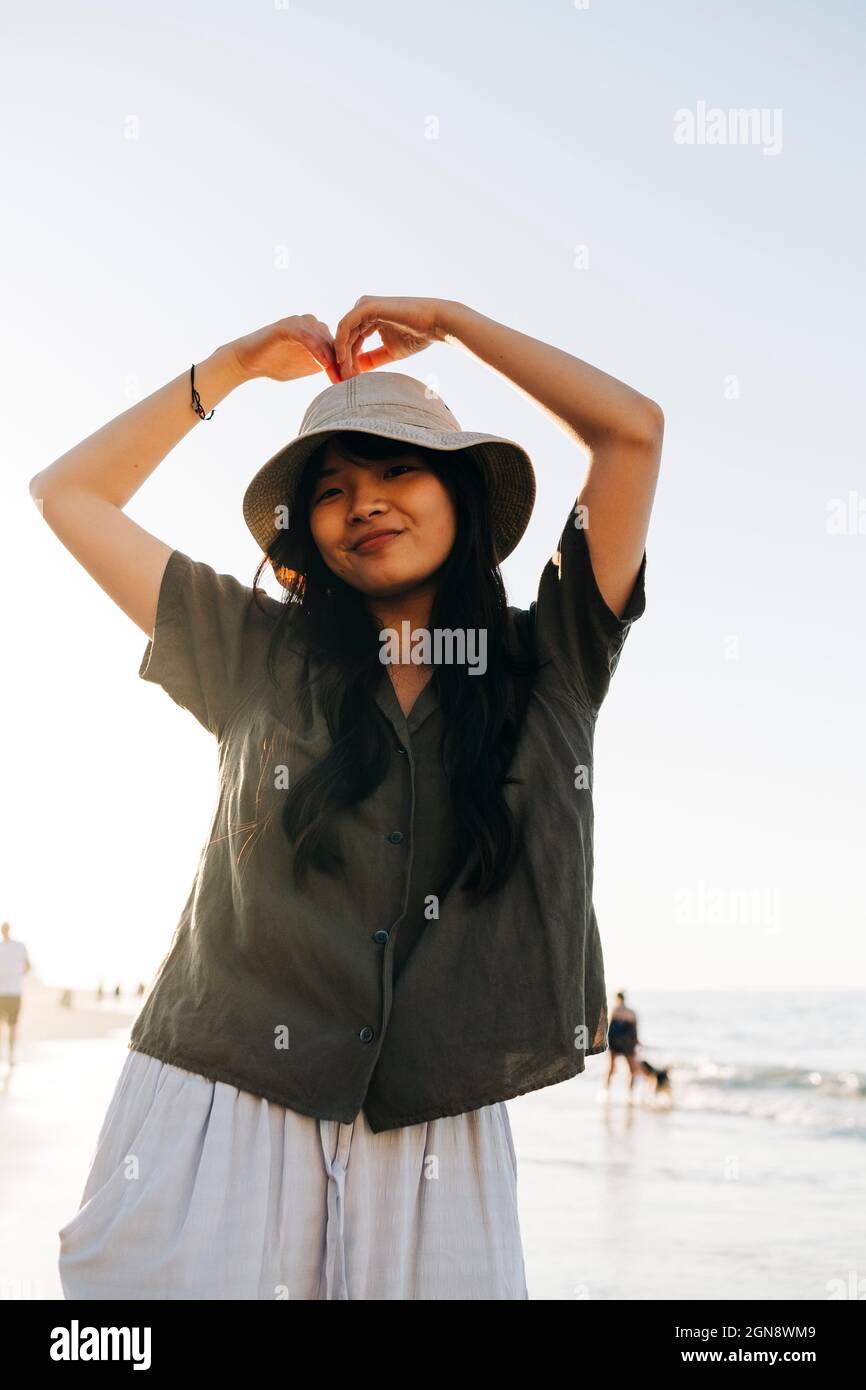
[[334, 296, 453, 379], [223, 315, 342, 386]]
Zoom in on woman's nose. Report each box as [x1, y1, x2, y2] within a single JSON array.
[[348, 494, 387, 520]]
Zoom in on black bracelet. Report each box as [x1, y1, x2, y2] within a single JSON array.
[[190, 363, 215, 420]]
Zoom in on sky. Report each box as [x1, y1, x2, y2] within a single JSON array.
[[1, 0, 864, 992]]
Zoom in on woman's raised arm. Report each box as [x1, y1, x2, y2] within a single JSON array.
[[27, 315, 341, 639], [333, 297, 663, 621], [28, 347, 249, 638]]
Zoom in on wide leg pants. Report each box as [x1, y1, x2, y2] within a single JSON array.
[[58, 1049, 529, 1300]]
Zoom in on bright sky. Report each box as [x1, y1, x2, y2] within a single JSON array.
[[2, 0, 863, 992]]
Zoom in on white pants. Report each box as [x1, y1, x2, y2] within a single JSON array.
[[58, 1049, 528, 1300]]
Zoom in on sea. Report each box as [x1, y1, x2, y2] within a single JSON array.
[[509, 989, 866, 1300]]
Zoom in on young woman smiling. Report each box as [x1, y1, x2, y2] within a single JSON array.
[[31, 296, 662, 1300]]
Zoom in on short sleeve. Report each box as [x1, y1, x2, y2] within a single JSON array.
[[531, 503, 647, 716], [139, 549, 260, 738]]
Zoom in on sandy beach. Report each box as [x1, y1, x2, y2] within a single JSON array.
[[0, 980, 138, 1300], [3, 978, 140, 1045], [1, 982, 863, 1301]]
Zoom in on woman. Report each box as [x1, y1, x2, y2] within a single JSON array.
[[31, 296, 663, 1300], [606, 991, 643, 1094]]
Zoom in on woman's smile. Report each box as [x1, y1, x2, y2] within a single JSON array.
[[353, 530, 405, 555]]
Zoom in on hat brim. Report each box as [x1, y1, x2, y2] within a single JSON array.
[[242, 419, 536, 589]]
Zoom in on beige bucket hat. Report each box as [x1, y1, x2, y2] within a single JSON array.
[[242, 370, 536, 589]]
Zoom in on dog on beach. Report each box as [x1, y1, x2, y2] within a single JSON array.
[[639, 1058, 673, 1105]]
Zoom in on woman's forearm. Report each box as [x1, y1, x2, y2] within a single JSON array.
[[438, 301, 662, 452], [29, 344, 248, 511]]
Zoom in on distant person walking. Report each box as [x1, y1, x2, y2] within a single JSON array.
[[0, 921, 31, 1067], [606, 991, 641, 1091]]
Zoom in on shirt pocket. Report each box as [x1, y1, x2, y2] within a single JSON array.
[[235, 704, 338, 791]]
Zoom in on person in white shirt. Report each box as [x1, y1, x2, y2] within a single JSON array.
[[0, 921, 31, 1066]]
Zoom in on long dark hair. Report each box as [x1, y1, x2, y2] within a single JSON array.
[[250, 430, 540, 908]]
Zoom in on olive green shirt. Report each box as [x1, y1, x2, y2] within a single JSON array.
[[130, 502, 647, 1131]]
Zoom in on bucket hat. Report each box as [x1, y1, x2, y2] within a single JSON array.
[[242, 370, 536, 589]]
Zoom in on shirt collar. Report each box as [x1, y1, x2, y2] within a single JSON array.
[[373, 666, 440, 738]]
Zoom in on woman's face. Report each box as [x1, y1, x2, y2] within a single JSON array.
[[307, 441, 457, 600]]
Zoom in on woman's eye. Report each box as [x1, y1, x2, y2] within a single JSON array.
[[315, 464, 416, 503]]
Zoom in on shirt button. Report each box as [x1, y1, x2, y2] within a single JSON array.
[[359, 1026, 375, 1043], [387, 830, 405, 844], [372, 930, 389, 944]]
